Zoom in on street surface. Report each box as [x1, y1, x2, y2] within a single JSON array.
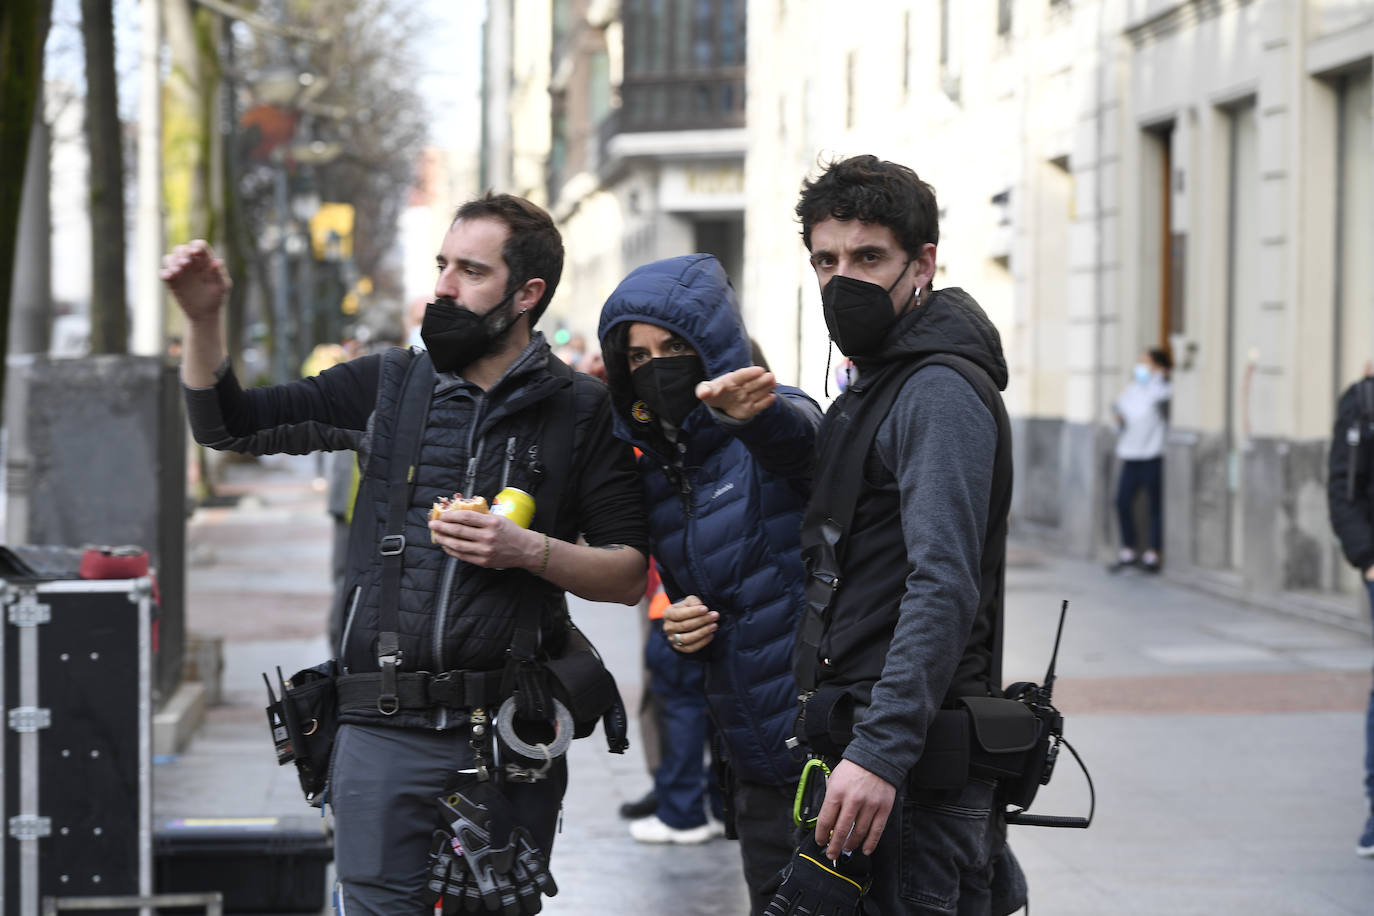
[[154, 452, 1374, 914]]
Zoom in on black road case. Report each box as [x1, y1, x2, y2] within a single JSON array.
[[1, 576, 154, 914], [154, 816, 331, 913]]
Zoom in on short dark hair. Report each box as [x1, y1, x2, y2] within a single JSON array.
[[452, 192, 565, 325], [1148, 347, 1173, 372], [795, 154, 940, 258]]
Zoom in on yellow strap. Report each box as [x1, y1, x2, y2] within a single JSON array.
[[797, 854, 865, 893]]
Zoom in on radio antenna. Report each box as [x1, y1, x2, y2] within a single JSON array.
[[1043, 599, 1069, 692]]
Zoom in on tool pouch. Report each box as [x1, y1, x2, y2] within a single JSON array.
[[908, 696, 1040, 793], [794, 685, 855, 760], [263, 659, 339, 805], [541, 622, 624, 746]]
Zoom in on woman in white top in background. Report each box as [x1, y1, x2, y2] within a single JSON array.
[[1110, 347, 1174, 572]]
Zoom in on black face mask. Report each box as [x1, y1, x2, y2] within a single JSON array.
[[820, 260, 914, 358], [420, 290, 524, 373], [629, 355, 707, 428]]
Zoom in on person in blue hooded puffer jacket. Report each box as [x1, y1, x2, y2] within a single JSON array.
[[598, 253, 822, 914]]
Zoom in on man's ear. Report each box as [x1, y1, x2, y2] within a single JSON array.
[[515, 277, 546, 315], [914, 243, 938, 291]]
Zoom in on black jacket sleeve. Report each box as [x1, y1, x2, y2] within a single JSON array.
[[1328, 380, 1374, 572], [184, 356, 380, 456]]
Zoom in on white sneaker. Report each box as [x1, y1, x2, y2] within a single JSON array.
[[629, 814, 719, 845]]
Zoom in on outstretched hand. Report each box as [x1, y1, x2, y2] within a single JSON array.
[[695, 366, 777, 421], [160, 240, 231, 322]]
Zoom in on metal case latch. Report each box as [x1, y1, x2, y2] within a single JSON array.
[[7, 706, 51, 732], [7, 593, 51, 627], [8, 815, 52, 841]]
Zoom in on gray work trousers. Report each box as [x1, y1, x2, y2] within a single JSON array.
[[331, 722, 568, 914]]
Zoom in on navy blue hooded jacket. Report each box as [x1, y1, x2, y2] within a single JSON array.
[[598, 254, 820, 787]]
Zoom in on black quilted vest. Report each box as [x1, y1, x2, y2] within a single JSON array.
[[337, 347, 583, 727]]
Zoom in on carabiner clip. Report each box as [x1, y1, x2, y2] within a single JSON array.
[[792, 757, 831, 829]]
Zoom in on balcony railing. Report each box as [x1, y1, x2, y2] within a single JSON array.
[[618, 69, 746, 133]]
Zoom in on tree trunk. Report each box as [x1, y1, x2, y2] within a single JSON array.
[[81, 0, 129, 354], [0, 0, 54, 422]]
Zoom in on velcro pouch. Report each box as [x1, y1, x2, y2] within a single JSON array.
[[799, 686, 855, 759], [907, 708, 970, 791], [962, 696, 1040, 781], [542, 625, 618, 739]]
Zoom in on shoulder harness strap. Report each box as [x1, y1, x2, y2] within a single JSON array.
[[376, 348, 433, 714]]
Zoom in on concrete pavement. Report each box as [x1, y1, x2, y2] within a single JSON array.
[[156, 452, 1374, 914]]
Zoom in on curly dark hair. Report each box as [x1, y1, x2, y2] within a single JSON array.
[[795, 154, 939, 258], [453, 192, 565, 325]]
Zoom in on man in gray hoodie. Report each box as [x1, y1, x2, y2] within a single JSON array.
[[780, 155, 1026, 915]]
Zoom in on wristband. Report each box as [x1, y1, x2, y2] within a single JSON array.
[[537, 534, 551, 577]]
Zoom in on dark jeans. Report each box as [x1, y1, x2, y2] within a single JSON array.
[[1365, 580, 1374, 802], [734, 779, 800, 916], [1115, 457, 1163, 552], [867, 778, 1026, 916], [331, 723, 567, 913], [646, 619, 713, 829]]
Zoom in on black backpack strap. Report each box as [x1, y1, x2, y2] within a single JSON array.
[[503, 355, 579, 716], [794, 353, 1012, 693], [376, 349, 433, 714], [794, 359, 927, 692]]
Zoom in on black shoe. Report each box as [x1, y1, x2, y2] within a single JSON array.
[[619, 790, 658, 820]]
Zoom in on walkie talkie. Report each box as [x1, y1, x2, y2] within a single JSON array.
[[1003, 600, 1094, 828]]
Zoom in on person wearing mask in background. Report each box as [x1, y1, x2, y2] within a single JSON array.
[[161, 192, 648, 913], [1328, 365, 1374, 857], [1109, 347, 1173, 573], [598, 253, 822, 914], [778, 154, 1025, 915]]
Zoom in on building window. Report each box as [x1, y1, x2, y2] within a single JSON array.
[[846, 50, 856, 129], [939, 0, 960, 102], [619, 0, 747, 131], [902, 10, 911, 99]]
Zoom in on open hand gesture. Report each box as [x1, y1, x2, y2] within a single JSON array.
[[695, 366, 777, 421]]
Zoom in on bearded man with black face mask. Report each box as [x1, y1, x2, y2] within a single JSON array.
[[162, 193, 649, 913], [597, 254, 822, 914], [769, 155, 1028, 916]]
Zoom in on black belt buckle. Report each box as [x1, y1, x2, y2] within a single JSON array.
[[379, 535, 406, 556]]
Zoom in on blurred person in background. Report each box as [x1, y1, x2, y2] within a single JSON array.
[[598, 253, 821, 914], [1109, 347, 1173, 573], [1328, 363, 1374, 857]]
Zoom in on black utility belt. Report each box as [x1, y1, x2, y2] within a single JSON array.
[[336, 669, 506, 714], [796, 686, 1040, 791], [908, 697, 1041, 791]]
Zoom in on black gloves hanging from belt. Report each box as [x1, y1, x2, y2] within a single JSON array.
[[423, 776, 558, 915], [763, 835, 871, 916]]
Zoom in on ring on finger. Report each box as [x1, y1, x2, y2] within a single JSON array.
[[671, 633, 684, 647]]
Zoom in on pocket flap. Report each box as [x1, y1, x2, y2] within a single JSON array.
[[960, 696, 1039, 754]]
